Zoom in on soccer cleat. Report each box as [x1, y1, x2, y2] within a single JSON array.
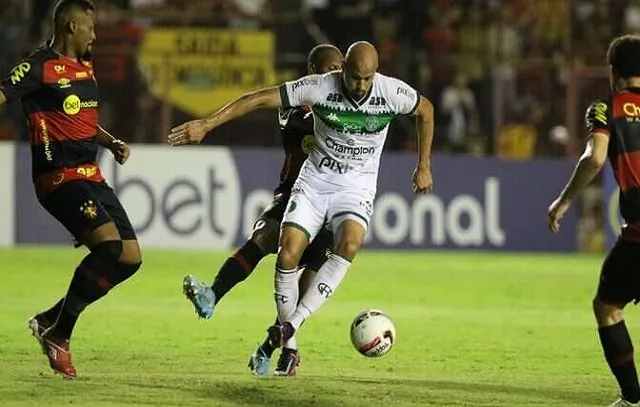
[[274, 348, 300, 376], [183, 274, 216, 319], [609, 396, 640, 407], [247, 348, 270, 376], [41, 328, 76, 379], [28, 314, 52, 354], [267, 322, 295, 349]]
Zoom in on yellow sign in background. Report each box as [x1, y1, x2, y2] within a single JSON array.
[[138, 29, 277, 117]]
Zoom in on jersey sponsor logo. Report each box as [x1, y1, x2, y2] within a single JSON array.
[[325, 93, 343, 103], [63, 95, 98, 115], [10, 62, 31, 85], [368, 96, 386, 106], [396, 86, 411, 97], [290, 77, 319, 92], [76, 71, 89, 79], [301, 135, 315, 154], [325, 137, 375, 156], [319, 156, 350, 174], [623, 102, 640, 118]]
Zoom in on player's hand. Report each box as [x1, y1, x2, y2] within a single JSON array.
[[110, 139, 130, 165], [412, 164, 432, 194], [547, 197, 571, 233], [167, 119, 208, 146]]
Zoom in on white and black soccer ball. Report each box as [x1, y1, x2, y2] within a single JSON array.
[[349, 309, 396, 357]]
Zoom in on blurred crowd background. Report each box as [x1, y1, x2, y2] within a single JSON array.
[[0, 0, 631, 251]]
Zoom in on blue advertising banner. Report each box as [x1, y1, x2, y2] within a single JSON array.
[[15, 144, 578, 251]]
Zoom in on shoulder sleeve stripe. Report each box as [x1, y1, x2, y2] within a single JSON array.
[[279, 84, 291, 109], [407, 92, 420, 115]]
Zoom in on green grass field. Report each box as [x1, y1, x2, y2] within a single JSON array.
[[0, 247, 633, 406]]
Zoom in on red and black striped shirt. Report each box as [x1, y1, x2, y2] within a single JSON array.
[[274, 106, 315, 196], [587, 88, 640, 241], [0, 46, 103, 196]]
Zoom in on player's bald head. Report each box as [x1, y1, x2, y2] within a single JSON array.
[[344, 41, 379, 73], [342, 41, 378, 100], [307, 44, 343, 75]]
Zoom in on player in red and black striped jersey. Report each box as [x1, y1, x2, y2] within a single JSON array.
[[0, 0, 142, 379], [180, 44, 343, 376], [548, 35, 640, 407]]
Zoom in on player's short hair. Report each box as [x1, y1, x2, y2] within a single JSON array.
[[607, 35, 640, 79], [308, 44, 342, 67], [53, 0, 95, 31]]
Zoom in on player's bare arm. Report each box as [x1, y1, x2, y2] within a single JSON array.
[[412, 95, 434, 194], [547, 132, 609, 233], [0, 90, 6, 107], [167, 86, 283, 146], [97, 125, 130, 165]]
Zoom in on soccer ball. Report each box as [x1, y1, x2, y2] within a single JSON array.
[[349, 309, 396, 357]]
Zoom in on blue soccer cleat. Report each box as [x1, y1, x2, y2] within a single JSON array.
[[182, 274, 215, 319], [248, 348, 270, 376]]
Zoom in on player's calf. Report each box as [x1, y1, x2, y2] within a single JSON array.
[[595, 299, 640, 405]]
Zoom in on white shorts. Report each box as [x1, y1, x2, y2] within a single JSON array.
[[282, 177, 374, 241]]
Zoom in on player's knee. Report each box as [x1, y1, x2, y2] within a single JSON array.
[[119, 240, 142, 264], [592, 297, 624, 326], [277, 247, 303, 270], [91, 239, 123, 266], [251, 220, 279, 254], [334, 238, 361, 261]]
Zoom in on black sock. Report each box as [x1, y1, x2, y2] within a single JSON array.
[[41, 299, 64, 324], [52, 241, 122, 339], [211, 241, 265, 304], [258, 317, 280, 357], [599, 321, 640, 403], [53, 262, 112, 339]]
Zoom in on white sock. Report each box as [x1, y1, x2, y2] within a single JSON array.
[[274, 266, 299, 324], [288, 253, 351, 330], [284, 335, 297, 350]]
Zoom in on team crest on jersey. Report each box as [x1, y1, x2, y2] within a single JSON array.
[[301, 135, 315, 154], [80, 200, 98, 220], [54, 65, 66, 74], [364, 117, 379, 132]]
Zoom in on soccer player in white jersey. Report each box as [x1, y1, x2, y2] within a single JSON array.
[[168, 41, 434, 354]]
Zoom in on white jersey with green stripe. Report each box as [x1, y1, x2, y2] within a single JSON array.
[[279, 71, 419, 191]]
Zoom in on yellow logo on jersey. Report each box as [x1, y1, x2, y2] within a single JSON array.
[[301, 135, 315, 154], [54, 65, 66, 74], [594, 102, 608, 123], [58, 78, 71, 89], [10, 62, 31, 85], [63, 95, 97, 115], [623, 102, 640, 117], [63, 95, 81, 115]]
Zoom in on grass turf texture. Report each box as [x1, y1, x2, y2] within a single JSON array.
[[0, 247, 629, 406]]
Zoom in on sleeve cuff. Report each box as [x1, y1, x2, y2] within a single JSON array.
[[407, 92, 420, 115], [279, 84, 291, 109]]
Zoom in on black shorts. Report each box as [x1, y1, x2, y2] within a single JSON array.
[[255, 192, 332, 269], [257, 192, 289, 225], [597, 238, 640, 305], [38, 180, 137, 242]]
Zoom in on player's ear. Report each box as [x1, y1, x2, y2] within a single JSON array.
[[308, 62, 316, 75], [69, 18, 78, 34]]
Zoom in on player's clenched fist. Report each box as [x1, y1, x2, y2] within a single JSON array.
[[412, 164, 432, 194], [167, 119, 208, 146]]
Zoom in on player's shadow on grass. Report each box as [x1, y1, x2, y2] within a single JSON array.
[[316, 376, 604, 405]]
